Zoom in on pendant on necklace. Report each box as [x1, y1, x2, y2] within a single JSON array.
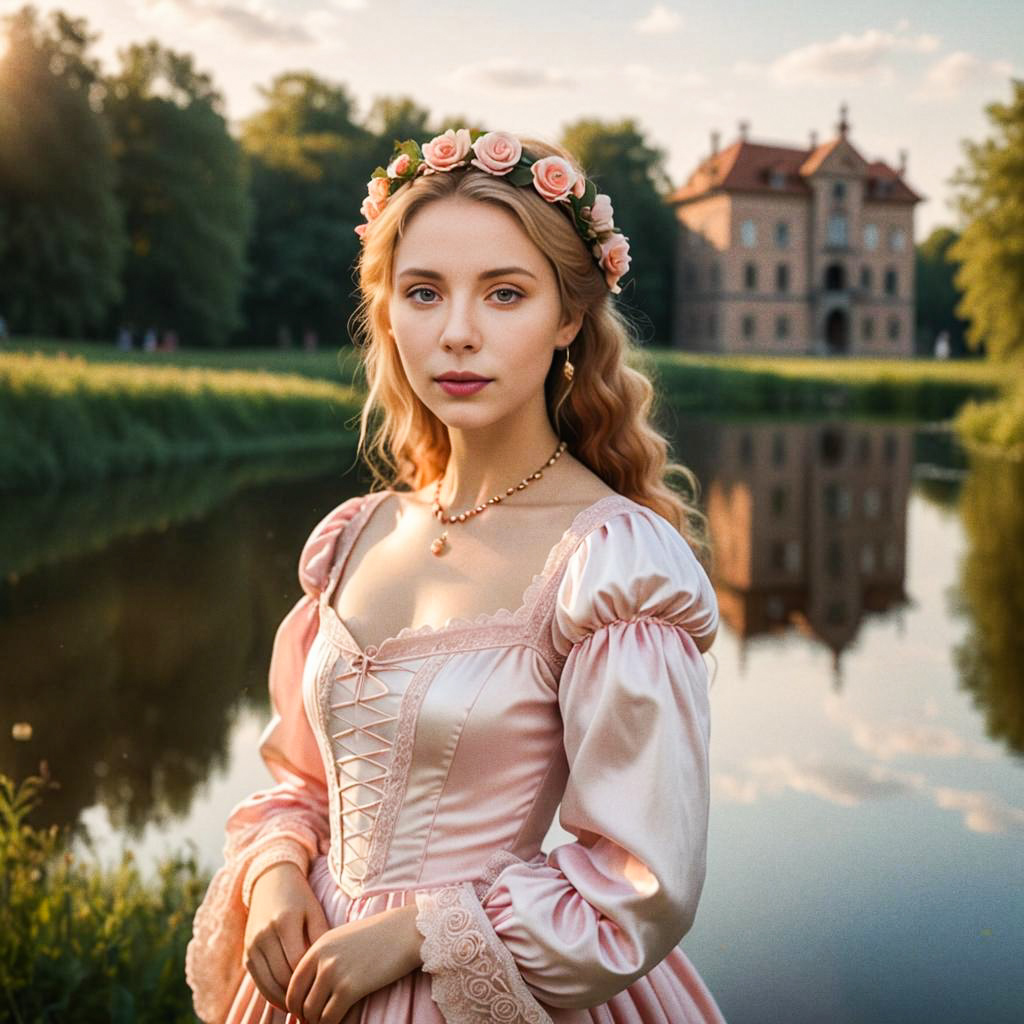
[[430, 530, 449, 557]]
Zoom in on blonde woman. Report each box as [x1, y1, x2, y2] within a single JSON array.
[[187, 129, 726, 1024]]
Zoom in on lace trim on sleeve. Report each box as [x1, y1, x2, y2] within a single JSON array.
[[414, 882, 553, 1024], [240, 837, 311, 909]]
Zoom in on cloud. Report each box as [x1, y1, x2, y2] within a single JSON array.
[[623, 62, 705, 99], [634, 4, 684, 35], [822, 695, 996, 762], [735, 27, 941, 87], [447, 60, 575, 92], [912, 51, 1019, 101], [129, 0, 357, 47], [714, 754, 922, 808], [930, 786, 1024, 835]]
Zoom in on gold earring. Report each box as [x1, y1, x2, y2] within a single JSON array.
[[562, 344, 574, 382]]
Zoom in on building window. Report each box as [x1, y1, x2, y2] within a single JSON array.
[[772, 432, 786, 466], [776, 263, 790, 293], [683, 261, 697, 288], [862, 316, 875, 340], [859, 265, 872, 293], [708, 311, 717, 340], [739, 432, 754, 463], [833, 180, 847, 201], [775, 315, 790, 340], [889, 227, 907, 252], [884, 267, 898, 296], [770, 169, 787, 189], [827, 214, 848, 246], [770, 485, 787, 517], [858, 434, 872, 464], [775, 221, 790, 248], [863, 223, 879, 250], [744, 262, 758, 291], [740, 219, 757, 248], [887, 315, 901, 341], [710, 262, 721, 290], [742, 314, 756, 340]]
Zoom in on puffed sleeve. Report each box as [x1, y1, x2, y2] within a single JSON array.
[[185, 494, 365, 1024], [413, 507, 719, 1021]]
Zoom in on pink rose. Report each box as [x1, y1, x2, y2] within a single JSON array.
[[354, 222, 368, 239], [589, 193, 614, 234], [360, 196, 383, 221], [421, 128, 472, 171], [367, 176, 390, 204], [530, 156, 578, 202], [470, 131, 522, 174], [598, 233, 631, 294], [572, 175, 586, 199], [387, 153, 411, 177]]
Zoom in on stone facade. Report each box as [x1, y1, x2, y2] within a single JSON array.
[[669, 107, 924, 356]]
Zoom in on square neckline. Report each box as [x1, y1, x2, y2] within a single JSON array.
[[319, 488, 632, 659]]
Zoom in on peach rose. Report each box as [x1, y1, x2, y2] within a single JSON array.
[[530, 155, 578, 202], [354, 222, 369, 239], [598, 233, 631, 294], [589, 193, 615, 234], [367, 176, 390, 205], [571, 174, 586, 199], [360, 196, 383, 221], [421, 128, 472, 171], [470, 131, 522, 174], [387, 153, 411, 177]]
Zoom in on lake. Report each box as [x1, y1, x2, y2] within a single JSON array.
[[2, 417, 1021, 1024]]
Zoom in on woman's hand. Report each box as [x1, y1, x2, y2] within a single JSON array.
[[285, 903, 423, 1024], [243, 861, 330, 1011]]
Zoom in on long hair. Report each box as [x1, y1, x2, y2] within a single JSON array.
[[348, 134, 711, 568]]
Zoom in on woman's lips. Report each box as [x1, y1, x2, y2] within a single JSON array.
[[437, 379, 491, 396]]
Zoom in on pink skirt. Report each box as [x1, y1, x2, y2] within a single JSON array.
[[223, 854, 727, 1023]]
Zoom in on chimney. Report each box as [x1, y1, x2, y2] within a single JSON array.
[[837, 101, 850, 138], [809, 129, 818, 150], [738, 119, 749, 142], [897, 149, 907, 177], [710, 130, 720, 157]]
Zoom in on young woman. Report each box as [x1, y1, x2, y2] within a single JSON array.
[[186, 128, 726, 1024]]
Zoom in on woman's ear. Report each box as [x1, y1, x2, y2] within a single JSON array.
[[557, 309, 584, 347]]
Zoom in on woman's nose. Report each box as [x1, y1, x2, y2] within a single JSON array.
[[438, 297, 480, 350]]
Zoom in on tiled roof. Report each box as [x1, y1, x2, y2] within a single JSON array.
[[668, 137, 923, 205]]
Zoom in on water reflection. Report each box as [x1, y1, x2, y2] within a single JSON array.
[[2, 419, 1022, 1022]]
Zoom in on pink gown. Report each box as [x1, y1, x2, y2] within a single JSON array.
[[186, 489, 726, 1023]]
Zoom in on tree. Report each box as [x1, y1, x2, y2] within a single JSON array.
[[915, 227, 972, 357], [103, 41, 250, 346], [560, 119, 676, 343], [0, 5, 125, 336], [947, 78, 1024, 365], [239, 72, 375, 348]]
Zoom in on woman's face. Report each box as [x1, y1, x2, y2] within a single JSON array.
[[386, 196, 582, 434]]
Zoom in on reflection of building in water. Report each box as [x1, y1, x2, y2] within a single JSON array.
[[669, 104, 923, 356], [691, 421, 912, 675]]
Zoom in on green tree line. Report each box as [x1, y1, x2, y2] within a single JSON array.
[[0, 5, 677, 348]]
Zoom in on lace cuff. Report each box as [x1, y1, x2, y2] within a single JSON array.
[[240, 837, 311, 909], [414, 881, 553, 1024]]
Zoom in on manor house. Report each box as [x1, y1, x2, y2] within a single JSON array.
[[669, 105, 923, 356]]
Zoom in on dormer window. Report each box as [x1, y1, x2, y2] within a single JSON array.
[[833, 181, 847, 201], [770, 169, 786, 189]]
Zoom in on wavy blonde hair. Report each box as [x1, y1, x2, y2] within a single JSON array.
[[348, 134, 711, 568]]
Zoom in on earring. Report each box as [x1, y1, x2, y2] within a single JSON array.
[[562, 344, 575, 382]]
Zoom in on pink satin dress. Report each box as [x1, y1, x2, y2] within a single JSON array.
[[186, 489, 726, 1023]]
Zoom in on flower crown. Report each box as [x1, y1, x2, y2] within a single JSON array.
[[355, 128, 631, 294]]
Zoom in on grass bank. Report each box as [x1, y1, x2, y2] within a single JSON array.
[[1, 351, 362, 492], [953, 372, 1024, 460]]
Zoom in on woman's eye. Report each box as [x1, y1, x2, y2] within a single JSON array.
[[408, 287, 438, 303], [492, 288, 522, 304]]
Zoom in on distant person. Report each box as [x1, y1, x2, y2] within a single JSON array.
[[934, 330, 951, 360], [160, 328, 179, 351], [277, 324, 293, 349], [302, 327, 319, 352], [116, 326, 134, 350], [143, 327, 158, 352], [185, 128, 724, 1024]]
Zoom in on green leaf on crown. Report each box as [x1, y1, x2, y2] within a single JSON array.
[[505, 165, 535, 187]]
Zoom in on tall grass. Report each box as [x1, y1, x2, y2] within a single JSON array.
[[0, 765, 205, 1022], [1, 351, 362, 492]]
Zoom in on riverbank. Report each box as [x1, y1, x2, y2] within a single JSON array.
[[953, 373, 1024, 460], [1, 350, 361, 492]]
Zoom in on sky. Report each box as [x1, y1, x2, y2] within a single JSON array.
[[2, 0, 1020, 240]]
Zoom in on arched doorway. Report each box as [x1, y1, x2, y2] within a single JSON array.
[[824, 308, 849, 354], [824, 263, 846, 291]]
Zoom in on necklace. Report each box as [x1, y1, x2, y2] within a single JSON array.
[[429, 440, 568, 556]]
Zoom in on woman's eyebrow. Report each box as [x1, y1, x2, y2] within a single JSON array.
[[397, 266, 538, 281]]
